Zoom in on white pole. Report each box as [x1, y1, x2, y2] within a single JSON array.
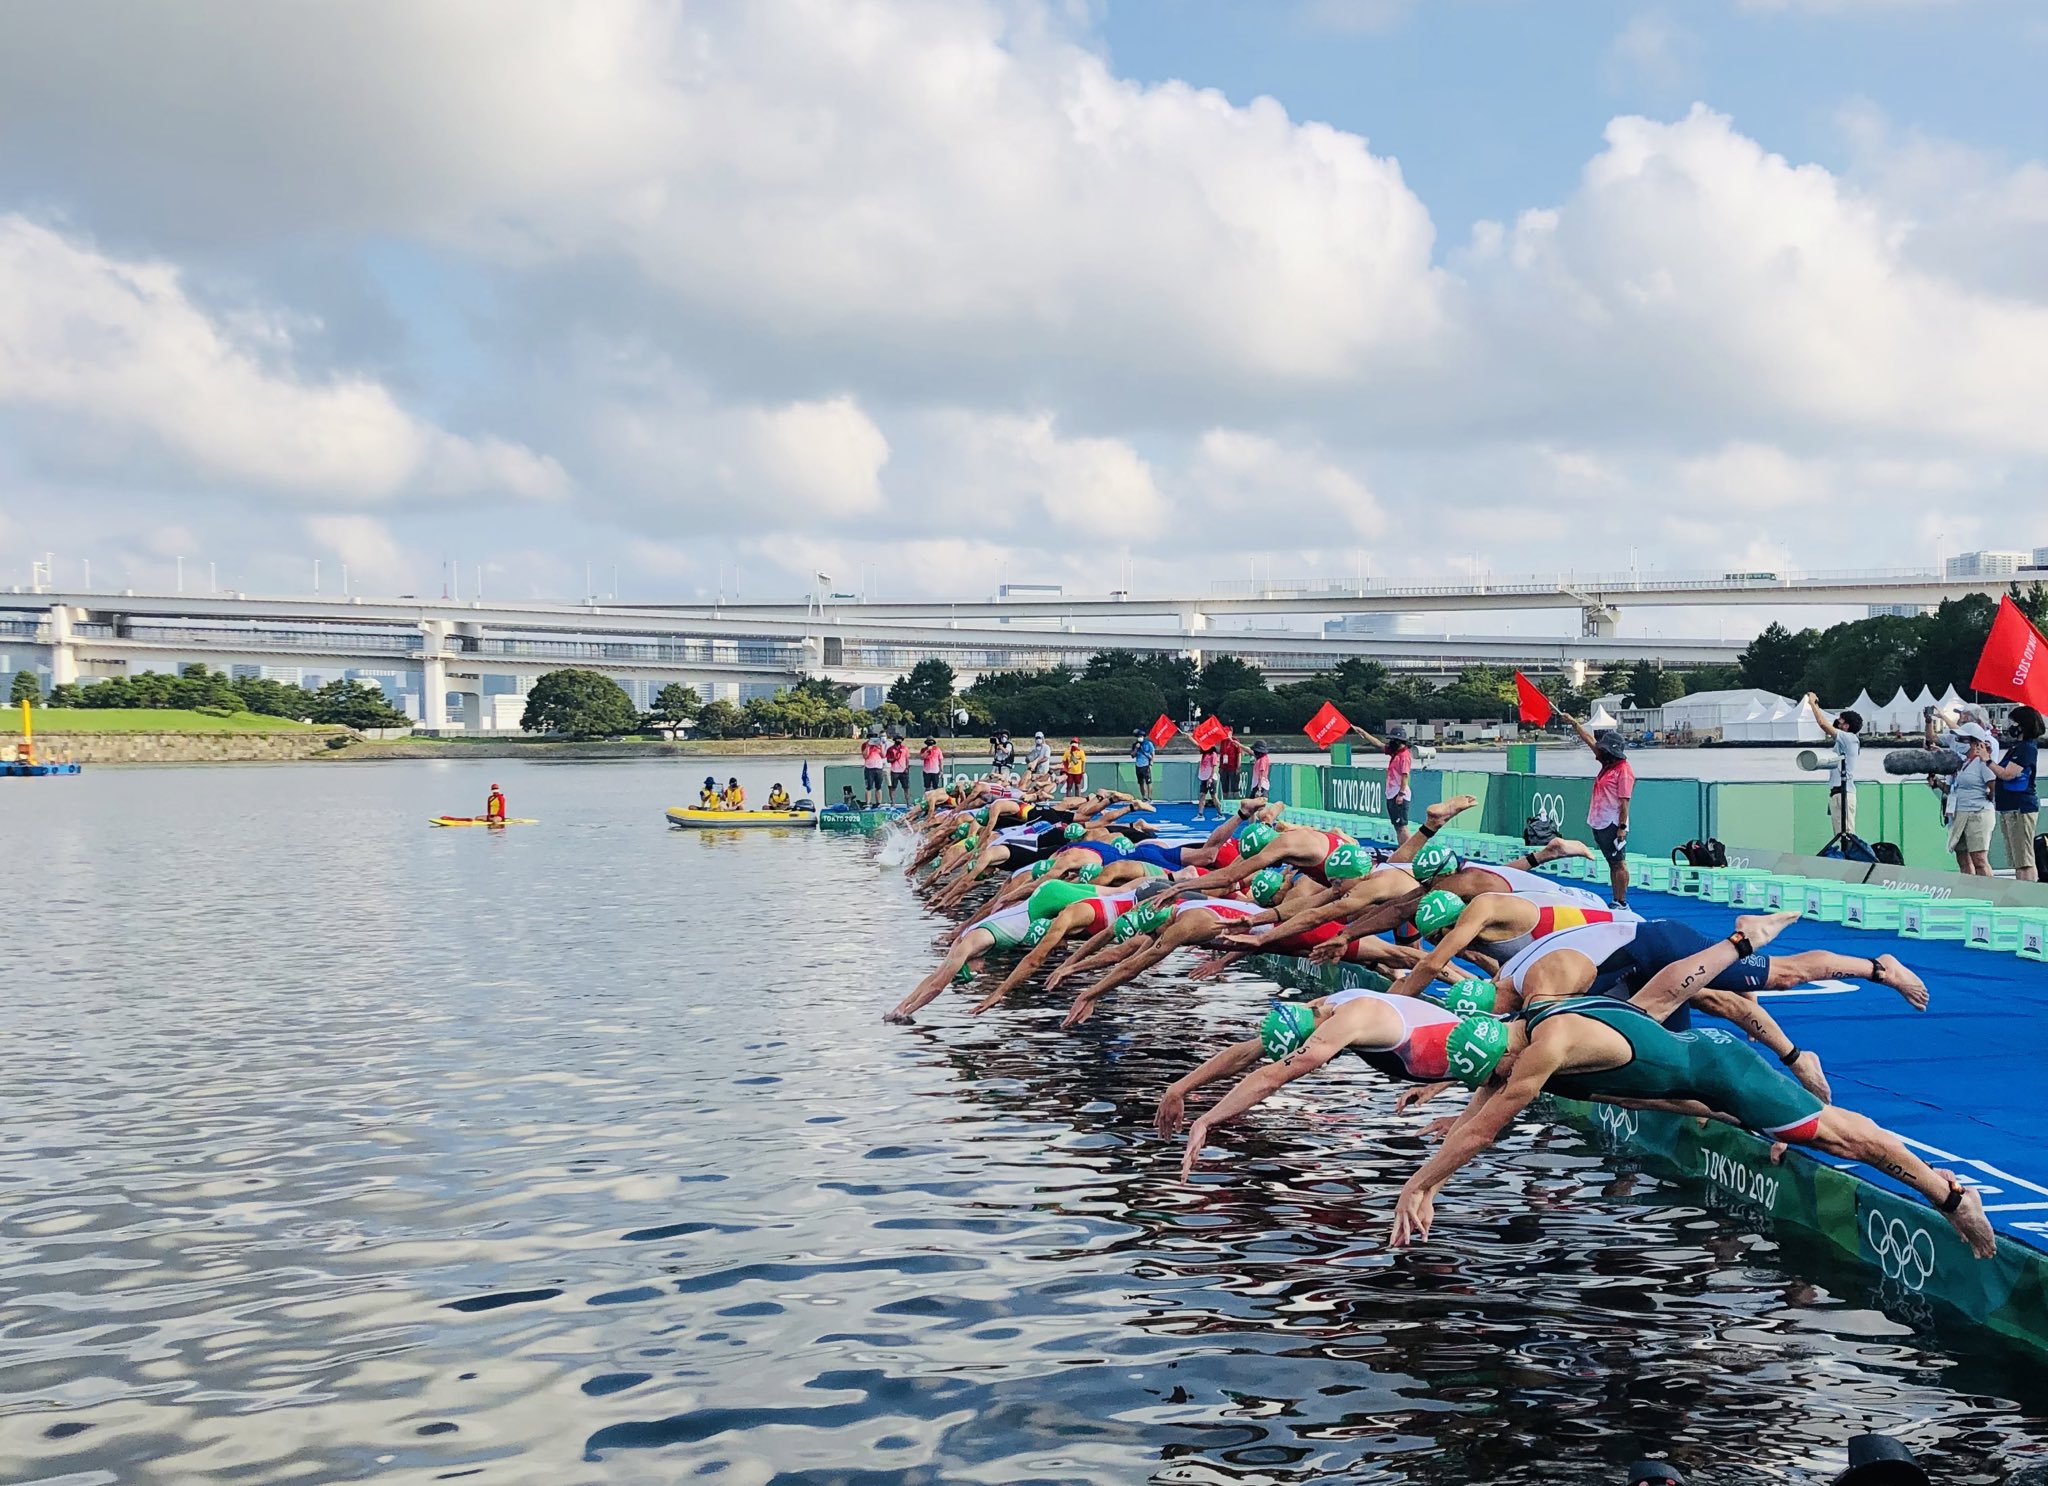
[[82, 558, 89, 589], [476, 564, 482, 603], [314, 558, 321, 595]]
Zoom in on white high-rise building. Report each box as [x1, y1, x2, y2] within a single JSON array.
[[1946, 550, 2030, 579]]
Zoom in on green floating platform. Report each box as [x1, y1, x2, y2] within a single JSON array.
[[818, 809, 905, 833], [1249, 953, 2048, 1358]]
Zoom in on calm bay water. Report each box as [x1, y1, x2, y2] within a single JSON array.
[[4, 758, 2045, 1485]]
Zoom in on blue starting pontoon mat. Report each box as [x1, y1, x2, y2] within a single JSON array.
[[1585, 880, 2048, 1254]]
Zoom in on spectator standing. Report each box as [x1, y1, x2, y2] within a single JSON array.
[[1942, 723, 1998, 875], [1025, 731, 1052, 777], [1993, 706, 2042, 882], [885, 734, 910, 805], [921, 736, 945, 794], [1562, 711, 1634, 908], [1195, 743, 1221, 819], [991, 730, 1015, 771], [1129, 729, 1156, 801], [1804, 694, 1864, 837], [861, 732, 887, 808], [1062, 737, 1088, 797], [1247, 742, 1272, 798], [1351, 726, 1412, 839], [1219, 730, 1243, 798]]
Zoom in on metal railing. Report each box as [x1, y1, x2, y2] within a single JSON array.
[[470, 637, 804, 667], [94, 625, 424, 654]]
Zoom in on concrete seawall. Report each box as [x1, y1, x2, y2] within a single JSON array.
[[0, 731, 348, 764]]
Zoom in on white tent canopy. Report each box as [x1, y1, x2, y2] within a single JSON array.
[[1879, 686, 1919, 734], [1587, 703, 1619, 730], [1661, 688, 1824, 741], [1936, 684, 1967, 713]]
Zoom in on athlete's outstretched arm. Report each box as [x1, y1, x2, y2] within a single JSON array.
[[1387, 900, 1506, 997], [1063, 938, 1183, 1027], [1390, 1039, 1564, 1245], [1179, 1013, 1373, 1178], [1155, 1038, 1264, 1138], [1044, 925, 1120, 991]]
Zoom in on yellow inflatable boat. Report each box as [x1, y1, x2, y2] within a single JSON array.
[[665, 806, 817, 829]]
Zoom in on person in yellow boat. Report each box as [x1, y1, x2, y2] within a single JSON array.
[[699, 776, 721, 808], [767, 783, 793, 810], [723, 777, 746, 810], [485, 783, 506, 822]]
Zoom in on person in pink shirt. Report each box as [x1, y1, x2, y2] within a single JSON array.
[[1351, 726, 1412, 840], [884, 735, 910, 805], [1195, 745, 1221, 819], [861, 732, 887, 808], [920, 737, 945, 792], [1564, 711, 1635, 908], [1247, 741, 1272, 798]]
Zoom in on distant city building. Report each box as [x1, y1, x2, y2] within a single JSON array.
[[1867, 603, 1934, 618], [2034, 546, 2048, 569], [1945, 550, 2029, 578], [1323, 612, 1427, 638]]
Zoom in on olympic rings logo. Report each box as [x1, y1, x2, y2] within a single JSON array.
[[1866, 1212, 1937, 1291], [1596, 1105, 1640, 1143], [1530, 792, 1567, 828]]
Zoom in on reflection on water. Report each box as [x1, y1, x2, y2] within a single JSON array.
[[3, 759, 2044, 1484]]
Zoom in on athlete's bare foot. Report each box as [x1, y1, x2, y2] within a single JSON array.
[[1937, 1172, 1997, 1258], [1423, 794, 1478, 831], [1873, 954, 1929, 1011], [1767, 1142, 1788, 1164], [1734, 911, 1800, 952], [1531, 837, 1594, 863]]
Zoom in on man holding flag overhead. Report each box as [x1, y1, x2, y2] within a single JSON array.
[[1972, 594, 2048, 880]]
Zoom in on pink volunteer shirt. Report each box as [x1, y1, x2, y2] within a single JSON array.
[[1588, 759, 1635, 829]]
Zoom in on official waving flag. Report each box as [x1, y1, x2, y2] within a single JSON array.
[[1303, 700, 1351, 748], [1190, 715, 1228, 750], [1146, 714, 1179, 748], [1971, 596, 2048, 712], [1514, 671, 1554, 726]]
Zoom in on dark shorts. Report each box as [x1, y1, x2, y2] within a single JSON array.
[[1593, 921, 1771, 1016], [1387, 798, 1409, 834], [891, 771, 909, 788], [1130, 841, 1187, 869], [1133, 765, 1152, 786], [864, 767, 886, 789], [1198, 777, 1219, 799], [1592, 823, 1628, 866], [923, 771, 942, 790]]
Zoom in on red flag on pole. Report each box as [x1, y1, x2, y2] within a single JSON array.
[[1190, 715, 1228, 750], [1303, 700, 1351, 748], [1971, 595, 2048, 712], [1146, 714, 1179, 747], [1514, 671, 1554, 726]]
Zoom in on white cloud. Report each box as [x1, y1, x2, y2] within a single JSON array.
[[0, 216, 567, 505], [304, 515, 409, 588], [1460, 106, 2048, 455]]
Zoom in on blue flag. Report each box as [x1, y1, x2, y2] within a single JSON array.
[[801, 761, 811, 795]]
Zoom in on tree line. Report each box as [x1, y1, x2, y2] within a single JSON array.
[[17, 665, 411, 728], [1736, 587, 2048, 706]]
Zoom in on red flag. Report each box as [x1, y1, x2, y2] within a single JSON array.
[[1190, 715, 1228, 750], [1514, 671, 1553, 726], [1971, 595, 2048, 711], [1303, 700, 1351, 748], [1146, 714, 1179, 747]]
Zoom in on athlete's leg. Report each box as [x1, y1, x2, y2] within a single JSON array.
[[1803, 1107, 1994, 1257], [1388, 793, 1478, 862], [1628, 912, 1798, 1023], [1763, 949, 1928, 1010]]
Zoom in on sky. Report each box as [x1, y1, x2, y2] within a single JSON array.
[[0, 0, 2044, 632]]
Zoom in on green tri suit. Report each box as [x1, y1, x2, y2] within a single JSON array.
[[1522, 996, 1823, 1137]]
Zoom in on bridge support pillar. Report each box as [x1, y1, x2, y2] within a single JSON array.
[[1177, 607, 1209, 635], [46, 604, 77, 686], [420, 620, 449, 730], [1581, 604, 1619, 639]]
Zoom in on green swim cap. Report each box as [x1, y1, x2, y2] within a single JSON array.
[[1414, 889, 1465, 938], [1261, 1001, 1316, 1061], [953, 964, 976, 984], [1410, 843, 1459, 882], [1077, 862, 1104, 883], [952, 819, 977, 841], [1138, 861, 1167, 877], [1248, 867, 1287, 906], [1238, 822, 1278, 855], [1323, 843, 1370, 880], [1113, 899, 1173, 942], [1445, 1015, 1510, 1086], [1031, 859, 1057, 879], [1440, 979, 1499, 1015], [1064, 823, 1087, 841], [1023, 919, 1053, 947]]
